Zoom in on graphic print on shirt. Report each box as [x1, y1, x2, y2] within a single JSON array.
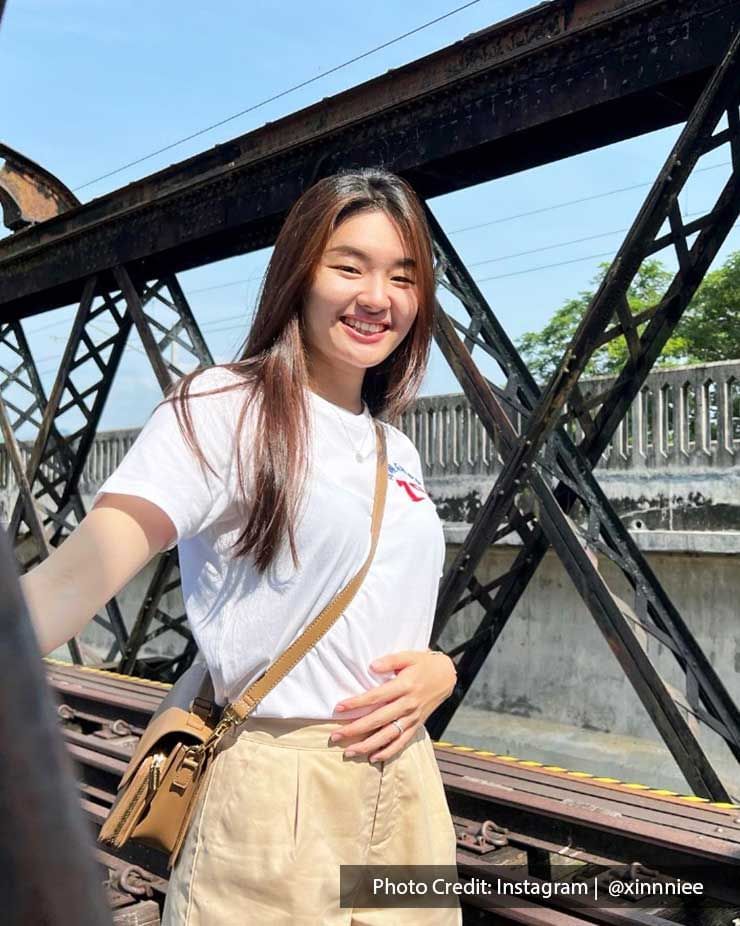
[[388, 461, 429, 503]]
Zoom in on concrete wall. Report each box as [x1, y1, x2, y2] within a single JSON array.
[[436, 540, 739, 790]]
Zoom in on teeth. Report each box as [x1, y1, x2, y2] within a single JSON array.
[[342, 318, 385, 335]]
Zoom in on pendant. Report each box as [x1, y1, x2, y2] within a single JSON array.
[[355, 451, 363, 463]]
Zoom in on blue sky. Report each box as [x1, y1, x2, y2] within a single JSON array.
[[2, 0, 736, 435]]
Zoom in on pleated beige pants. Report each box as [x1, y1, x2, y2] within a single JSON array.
[[161, 716, 463, 925]]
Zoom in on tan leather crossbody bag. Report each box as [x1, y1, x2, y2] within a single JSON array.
[[98, 420, 388, 870]]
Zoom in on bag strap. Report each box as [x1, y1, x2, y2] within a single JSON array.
[[224, 419, 388, 723]]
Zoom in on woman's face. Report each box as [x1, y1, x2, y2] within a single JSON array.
[[302, 209, 419, 379]]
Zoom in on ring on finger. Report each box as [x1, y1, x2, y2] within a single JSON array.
[[391, 719, 404, 737]]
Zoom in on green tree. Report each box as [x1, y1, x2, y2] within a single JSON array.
[[679, 251, 740, 362], [516, 251, 740, 380]]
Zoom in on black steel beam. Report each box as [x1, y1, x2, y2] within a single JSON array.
[[423, 27, 740, 798], [431, 303, 733, 800], [431, 24, 740, 600], [424, 207, 740, 776], [1, 0, 738, 319]]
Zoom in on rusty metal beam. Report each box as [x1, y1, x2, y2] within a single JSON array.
[[0, 0, 738, 319]]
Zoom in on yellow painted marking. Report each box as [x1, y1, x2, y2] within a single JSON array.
[[430, 736, 739, 812], [39, 662, 740, 813], [43, 657, 172, 688]]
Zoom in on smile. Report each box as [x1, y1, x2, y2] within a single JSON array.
[[340, 317, 389, 340]]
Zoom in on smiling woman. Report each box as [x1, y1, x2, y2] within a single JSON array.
[[21, 168, 460, 925], [303, 210, 422, 409]]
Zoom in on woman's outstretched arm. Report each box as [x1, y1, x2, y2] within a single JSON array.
[[19, 493, 176, 657]]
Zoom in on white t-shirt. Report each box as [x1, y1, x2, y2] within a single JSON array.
[[93, 366, 446, 719]]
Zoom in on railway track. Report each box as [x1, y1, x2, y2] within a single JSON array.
[[46, 659, 740, 925]]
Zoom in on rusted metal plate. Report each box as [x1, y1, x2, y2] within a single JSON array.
[[46, 663, 165, 721], [440, 760, 740, 863], [466, 754, 739, 830], [0, 142, 79, 231]]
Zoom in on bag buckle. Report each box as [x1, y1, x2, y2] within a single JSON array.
[[172, 745, 207, 794], [192, 696, 217, 722]]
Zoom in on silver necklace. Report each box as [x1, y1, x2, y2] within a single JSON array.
[[334, 404, 373, 463]]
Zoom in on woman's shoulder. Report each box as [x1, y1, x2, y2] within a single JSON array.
[[184, 364, 250, 394], [173, 365, 254, 414], [162, 365, 258, 448], [378, 419, 422, 468]]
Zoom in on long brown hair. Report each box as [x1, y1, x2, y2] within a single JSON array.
[[163, 167, 438, 573]]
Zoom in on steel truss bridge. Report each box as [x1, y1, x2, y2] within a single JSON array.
[[1, 1, 739, 922]]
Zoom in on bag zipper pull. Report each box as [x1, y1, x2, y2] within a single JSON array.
[[148, 753, 167, 797]]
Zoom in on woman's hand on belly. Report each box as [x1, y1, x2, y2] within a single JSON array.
[[329, 649, 457, 763]]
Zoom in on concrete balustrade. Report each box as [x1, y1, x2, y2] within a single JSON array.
[[3, 360, 738, 493], [388, 359, 740, 477]]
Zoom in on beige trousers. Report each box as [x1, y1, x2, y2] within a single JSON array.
[[161, 716, 463, 925]]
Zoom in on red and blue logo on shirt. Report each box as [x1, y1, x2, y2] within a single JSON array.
[[388, 462, 428, 502]]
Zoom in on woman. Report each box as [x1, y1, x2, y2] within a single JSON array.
[[21, 168, 462, 924]]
